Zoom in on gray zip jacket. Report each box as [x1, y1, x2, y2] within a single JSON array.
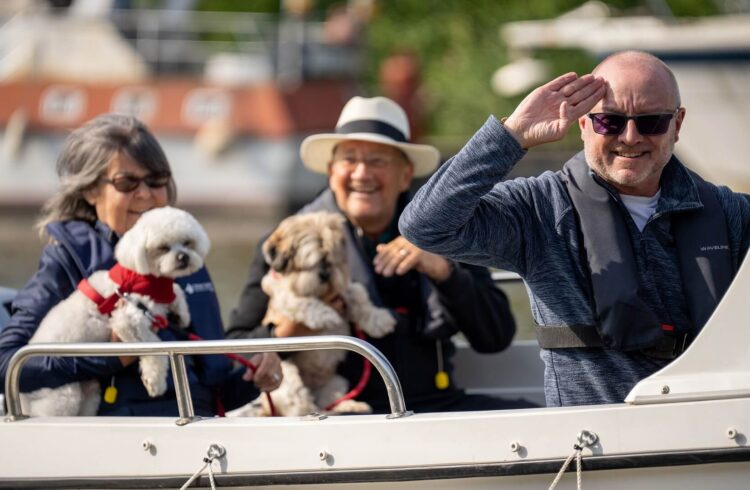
[[399, 116, 750, 406]]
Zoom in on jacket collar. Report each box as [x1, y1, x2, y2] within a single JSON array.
[[656, 157, 703, 214], [45, 219, 118, 278]]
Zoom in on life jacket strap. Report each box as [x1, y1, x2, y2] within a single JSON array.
[[534, 325, 603, 349], [535, 324, 690, 360]]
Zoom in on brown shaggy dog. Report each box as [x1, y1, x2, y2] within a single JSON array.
[[232, 211, 395, 417]]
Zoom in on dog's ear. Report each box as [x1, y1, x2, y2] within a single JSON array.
[[183, 211, 211, 258], [271, 252, 290, 273], [320, 213, 346, 258], [262, 232, 291, 273], [115, 223, 151, 274], [262, 233, 277, 267]]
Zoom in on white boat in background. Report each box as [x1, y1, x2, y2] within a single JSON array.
[[2, 256, 750, 488]]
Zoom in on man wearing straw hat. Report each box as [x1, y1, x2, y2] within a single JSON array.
[[228, 96, 533, 413]]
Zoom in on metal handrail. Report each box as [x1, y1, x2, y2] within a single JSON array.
[[4, 336, 410, 424]]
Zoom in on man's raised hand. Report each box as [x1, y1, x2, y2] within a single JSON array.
[[503, 73, 606, 149]]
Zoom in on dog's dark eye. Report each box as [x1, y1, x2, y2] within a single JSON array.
[[183, 240, 194, 248], [158, 245, 170, 253]]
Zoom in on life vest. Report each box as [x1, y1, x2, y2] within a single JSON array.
[[536, 152, 733, 358]]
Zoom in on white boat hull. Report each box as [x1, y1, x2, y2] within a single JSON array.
[[2, 395, 749, 488]]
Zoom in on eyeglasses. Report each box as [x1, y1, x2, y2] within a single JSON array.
[[102, 172, 171, 193], [587, 109, 680, 136], [332, 154, 396, 170]]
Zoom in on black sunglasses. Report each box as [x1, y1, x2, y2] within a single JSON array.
[[102, 172, 171, 193], [588, 109, 679, 136]]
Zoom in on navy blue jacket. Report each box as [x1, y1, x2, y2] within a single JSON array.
[[0, 219, 255, 416]]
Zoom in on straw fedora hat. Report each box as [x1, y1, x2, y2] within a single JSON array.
[[300, 96, 440, 177]]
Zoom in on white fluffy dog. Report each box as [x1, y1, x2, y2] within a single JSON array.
[[229, 211, 396, 417], [21, 206, 210, 416]]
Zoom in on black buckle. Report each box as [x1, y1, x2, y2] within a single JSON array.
[[640, 331, 690, 360]]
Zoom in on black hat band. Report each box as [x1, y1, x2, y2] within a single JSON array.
[[336, 119, 408, 143]]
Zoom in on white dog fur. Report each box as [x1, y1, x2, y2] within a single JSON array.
[[21, 206, 210, 416], [228, 211, 396, 417]]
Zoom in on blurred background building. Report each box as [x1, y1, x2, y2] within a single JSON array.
[[0, 0, 375, 210]]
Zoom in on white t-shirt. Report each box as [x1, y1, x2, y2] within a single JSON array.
[[620, 190, 661, 232]]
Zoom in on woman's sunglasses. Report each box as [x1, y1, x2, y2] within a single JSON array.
[[587, 109, 679, 136], [102, 172, 171, 193]]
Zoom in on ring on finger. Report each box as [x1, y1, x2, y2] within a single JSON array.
[[272, 373, 281, 382], [398, 248, 408, 257]]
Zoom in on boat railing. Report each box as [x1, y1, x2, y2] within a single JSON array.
[[3, 336, 411, 424]]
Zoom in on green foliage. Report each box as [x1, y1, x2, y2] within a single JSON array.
[[666, 0, 720, 16], [196, 0, 279, 13]]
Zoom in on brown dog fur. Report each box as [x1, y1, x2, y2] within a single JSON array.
[[230, 211, 395, 417]]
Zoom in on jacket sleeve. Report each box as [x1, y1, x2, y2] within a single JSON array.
[[399, 116, 532, 274], [0, 243, 122, 394], [430, 262, 516, 353], [225, 239, 272, 339]]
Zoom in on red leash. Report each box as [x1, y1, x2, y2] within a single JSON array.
[[323, 327, 371, 412], [180, 331, 277, 417]]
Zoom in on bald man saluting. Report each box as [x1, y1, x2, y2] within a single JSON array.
[[400, 50, 750, 407]]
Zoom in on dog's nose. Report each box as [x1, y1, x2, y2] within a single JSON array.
[[176, 252, 190, 268]]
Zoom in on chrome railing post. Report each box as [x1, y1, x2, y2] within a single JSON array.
[[4, 348, 30, 422], [169, 353, 199, 426]]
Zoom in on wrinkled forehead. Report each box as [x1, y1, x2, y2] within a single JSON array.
[[593, 61, 678, 114]]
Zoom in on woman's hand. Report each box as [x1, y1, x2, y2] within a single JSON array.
[[242, 352, 283, 392], [373, 236, 452, 283]]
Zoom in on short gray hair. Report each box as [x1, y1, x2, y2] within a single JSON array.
[[37, 114, 176, 237]]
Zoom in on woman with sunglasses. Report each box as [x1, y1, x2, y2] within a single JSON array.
[[0, 114, 282, 416], [401, 50, 750, 408]]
